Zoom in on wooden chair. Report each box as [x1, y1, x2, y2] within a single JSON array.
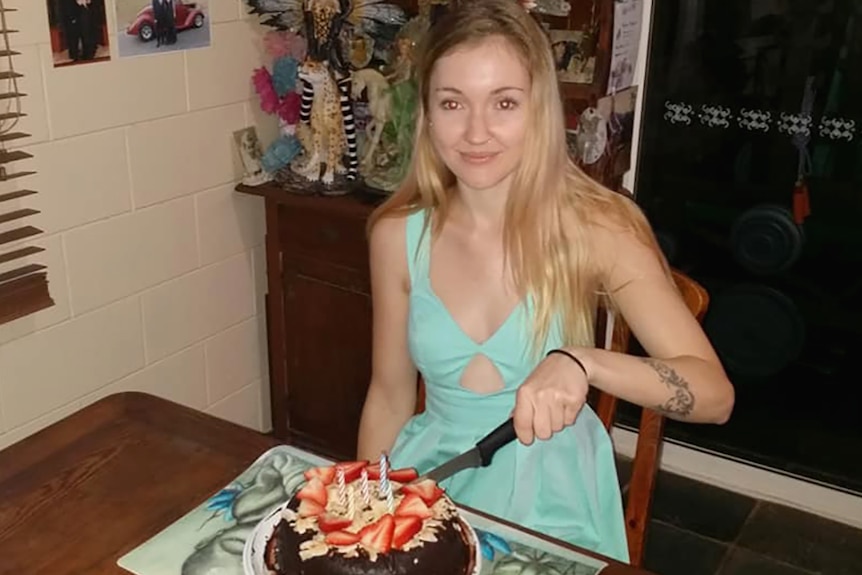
[[413, 269, 710, 568], [593, 269, 709, 566]]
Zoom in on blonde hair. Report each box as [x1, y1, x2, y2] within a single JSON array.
[[368, 0, 668, 355]]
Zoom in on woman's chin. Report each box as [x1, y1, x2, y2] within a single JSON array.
[[451, 168, 516, 194]]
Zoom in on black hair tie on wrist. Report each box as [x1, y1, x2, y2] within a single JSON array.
[[546, 349, 589, 379]]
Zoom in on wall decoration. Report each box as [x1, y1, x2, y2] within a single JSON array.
[[115, 0, 211, 59], [607, 0, 642, 95], [572, 107, 607, 165], [45, 0, 111, 67], [549, 28, 596, 85], [555, 0, 614, 121], [574, 85, 638, 191]]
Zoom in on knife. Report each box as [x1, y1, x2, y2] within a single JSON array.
[[418, 418, 517, 484]]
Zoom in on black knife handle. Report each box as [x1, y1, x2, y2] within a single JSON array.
[[476, 418, 517, 467]]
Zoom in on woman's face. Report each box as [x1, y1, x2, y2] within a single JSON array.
[[426, 37, 531, 195]]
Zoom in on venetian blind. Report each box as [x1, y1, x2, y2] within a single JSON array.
[[0, 1, 53, 325]]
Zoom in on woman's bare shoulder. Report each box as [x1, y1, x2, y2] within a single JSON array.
[[370, 211, 409, 242], [574, 198, 667, 290], [369, 212, 412, 289]]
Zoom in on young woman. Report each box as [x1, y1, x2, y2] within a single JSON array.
[[356, 0, 734, 562]]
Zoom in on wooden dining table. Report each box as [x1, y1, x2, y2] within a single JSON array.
[[0, 392, 655, 575]]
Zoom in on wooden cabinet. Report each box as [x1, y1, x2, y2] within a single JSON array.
[[237, 184, 382, 460]]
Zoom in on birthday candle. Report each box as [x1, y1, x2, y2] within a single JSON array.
[[347, 485, 356, 519], [336, 465, 347, 508], [378, 453, 388, 499], [385, 482, 395, 512], [360, 468, 371, 506], [379, 453, 394, 513]]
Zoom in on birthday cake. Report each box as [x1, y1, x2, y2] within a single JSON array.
[[263, 459, 477, 575]]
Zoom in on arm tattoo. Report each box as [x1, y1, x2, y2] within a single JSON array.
[[640, 358, 695, 417]]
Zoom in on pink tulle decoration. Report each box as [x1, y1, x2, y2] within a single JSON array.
[[252, 67, 279, 115], [277, 91, 302, 125], [264, 30, 307, 62]]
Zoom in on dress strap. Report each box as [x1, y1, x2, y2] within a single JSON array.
[[405, 209, 431, 285]]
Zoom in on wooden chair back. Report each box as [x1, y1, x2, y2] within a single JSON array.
[[593, 269, 709, 566]]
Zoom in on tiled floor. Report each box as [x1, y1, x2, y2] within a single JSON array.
[[616, 458, 862, 575]]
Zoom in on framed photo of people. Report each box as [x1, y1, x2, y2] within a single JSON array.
[[45, 0, 111, 67], [114, 0, 212, 59]]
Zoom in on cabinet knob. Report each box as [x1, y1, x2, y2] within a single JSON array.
[[319, 226, 340, 243]]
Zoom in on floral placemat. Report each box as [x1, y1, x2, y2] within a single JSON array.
[[118, 445, 608, 575]]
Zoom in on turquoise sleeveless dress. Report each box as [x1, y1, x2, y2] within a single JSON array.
[[388, 209, 630, 563]]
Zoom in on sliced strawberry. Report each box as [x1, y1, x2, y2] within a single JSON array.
[[296, 477, 328, 507], [297, 499, 325, 517], [318, 513, 353, 533], [359, 514, 395, 553], [364, 463, 381, 480], [304, 465, 336, 485], [401, 479, 444, 506], [394, 494, 433, 519], [335, 460, 369, 483], [388, 467, 419, 483], [363, 464, 416, 483], [392, 515, 423, 549], [325, 530, 360, 546]]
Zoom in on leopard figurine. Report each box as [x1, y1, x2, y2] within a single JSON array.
[[292, 59, 347, 184]]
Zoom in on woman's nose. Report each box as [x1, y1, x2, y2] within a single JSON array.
[[464, 110, 492, 145]]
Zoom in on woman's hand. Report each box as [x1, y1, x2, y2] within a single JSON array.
[[512, 351, 590, 445]]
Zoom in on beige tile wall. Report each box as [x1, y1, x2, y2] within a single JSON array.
[[0, 0, 275, 450]]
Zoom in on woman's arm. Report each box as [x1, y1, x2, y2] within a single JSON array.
[[571, 224, 735, 424], [356, 215, 419, 460]]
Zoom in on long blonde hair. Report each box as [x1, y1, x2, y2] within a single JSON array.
[[368, 0, 668, 355]]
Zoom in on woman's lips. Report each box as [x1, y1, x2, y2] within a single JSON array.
[[459, 151, 500, 164]]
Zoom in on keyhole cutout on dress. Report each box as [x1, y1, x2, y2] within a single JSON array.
[[459, 352, 506, 394]]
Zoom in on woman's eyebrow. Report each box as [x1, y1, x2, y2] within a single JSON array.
[[433, 86, 526, 94]]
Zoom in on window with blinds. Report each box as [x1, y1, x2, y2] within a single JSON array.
[[0, 2, 54, 325]]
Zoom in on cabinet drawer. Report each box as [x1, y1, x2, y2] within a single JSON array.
[[279, 202, 369, 272]]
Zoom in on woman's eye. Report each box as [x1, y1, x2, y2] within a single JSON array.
[[440, 99, 461, 110], [498, 98, 519, 110]]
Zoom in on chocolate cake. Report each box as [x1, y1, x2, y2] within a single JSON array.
[[263, 460, 477, 575]]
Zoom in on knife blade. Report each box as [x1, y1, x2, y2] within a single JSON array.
[[419, 418, 517, 484]]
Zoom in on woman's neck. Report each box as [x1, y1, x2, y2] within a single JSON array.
[[452, 176, 512, 232]]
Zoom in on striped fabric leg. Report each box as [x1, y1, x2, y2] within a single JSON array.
[[337, 76, 359, 180]]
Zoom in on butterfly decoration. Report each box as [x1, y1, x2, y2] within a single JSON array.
[[245, 0, 408, 44]]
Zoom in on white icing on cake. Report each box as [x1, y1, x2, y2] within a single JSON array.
[[290, 477, 459, 561]]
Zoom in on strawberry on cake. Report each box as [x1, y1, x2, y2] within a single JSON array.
[[264, 460, 478, 575]]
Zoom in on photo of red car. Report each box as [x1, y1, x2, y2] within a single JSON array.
[[125, 1, 206, 42]]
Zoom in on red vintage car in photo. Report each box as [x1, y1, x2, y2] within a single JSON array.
[[126, 1, 206, 42]]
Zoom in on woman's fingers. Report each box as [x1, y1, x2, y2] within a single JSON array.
[[512, 389, 536, 445], [563, 401, 582, 426], [549, 399, 566, 434], [515, 365, 587, 445], [532, 400, 554, 441]]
